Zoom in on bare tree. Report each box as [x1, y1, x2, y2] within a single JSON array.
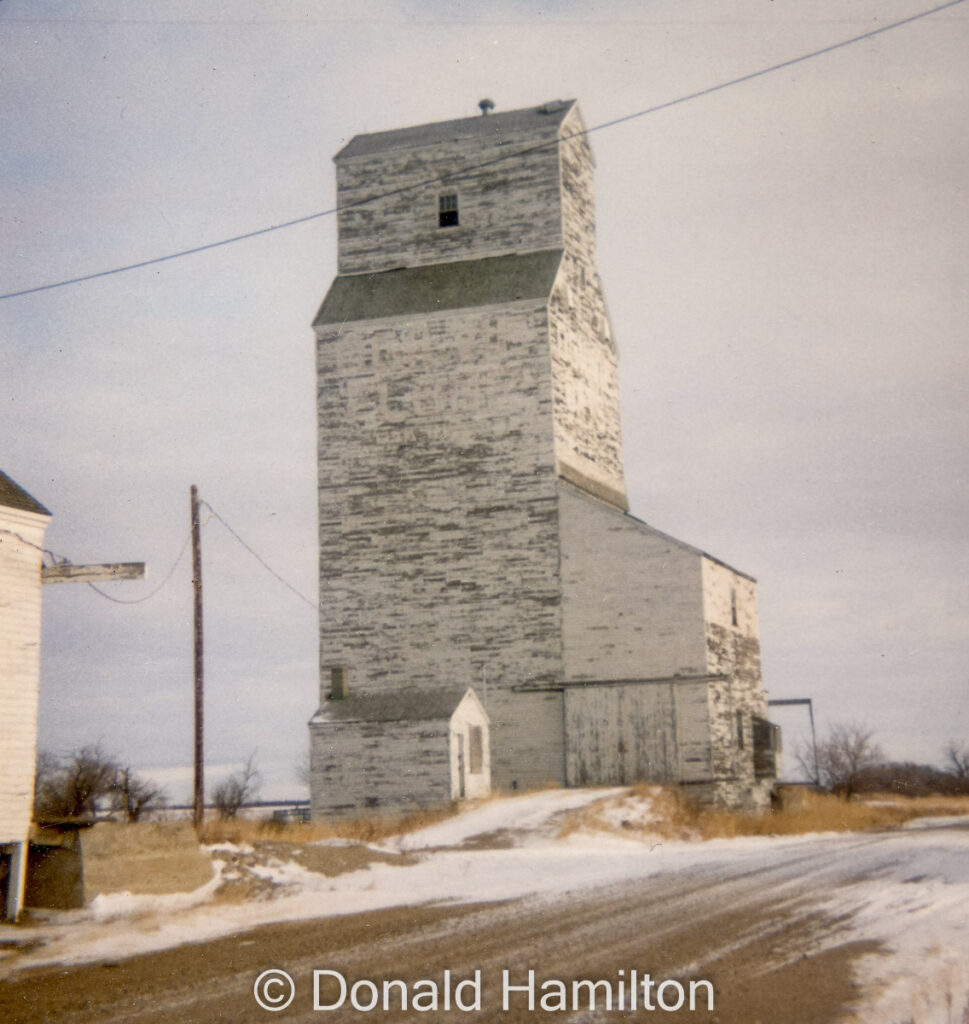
[[34, 746, 165, 822], [34, 744, 118, 820], [944, 741, 969, 781], [111, 764, 167, 822], [797, 722, 884, 798], [212, 752, 261, 820]]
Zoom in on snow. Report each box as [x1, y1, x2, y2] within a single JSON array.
[[393, 786, 624, 850], [4, 789, 969, 1024]]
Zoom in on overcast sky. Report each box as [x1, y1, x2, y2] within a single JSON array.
[[3, 0, 966, 800]]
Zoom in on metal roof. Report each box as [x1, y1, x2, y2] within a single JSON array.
[[0, 469, 51, 517], [314, 249, 563, 327], [313, 687, 479, 725], [335, 100, 576, 160]]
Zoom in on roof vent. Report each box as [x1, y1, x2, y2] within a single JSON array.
[[478, 98, 495, 116], [540, 99, 569, 114]]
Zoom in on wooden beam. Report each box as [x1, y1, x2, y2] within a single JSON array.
[[42, 562, 146, 585]]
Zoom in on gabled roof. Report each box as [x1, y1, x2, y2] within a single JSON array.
[[314, 249, 563, 327], [336, 100, 576, 160], [0, 469, 51, 517]]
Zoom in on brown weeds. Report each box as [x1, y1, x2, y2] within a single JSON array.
[[199, 803, 460, 847], [564, 786, 969, 843]]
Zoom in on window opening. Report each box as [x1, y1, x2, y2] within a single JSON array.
[[469, 726, 484, 774], [438, 193, 459, 227]]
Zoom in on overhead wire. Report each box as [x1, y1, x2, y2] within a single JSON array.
[[1, 524, 191, 604], [1, 0, 964, 304], [200, 500, 318, 611], [86, 531, 192, 604]]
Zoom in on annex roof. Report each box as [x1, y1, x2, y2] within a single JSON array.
[[335, 100, 576, 160], [560, 479, 757, 583], [314, 249, 562, 326], [312, 686, 480, 725], [0, 469, 51, 517]]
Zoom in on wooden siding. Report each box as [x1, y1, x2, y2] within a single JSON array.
[[549, 106, 626, 509], [564, 679, 712, 786], [335, 121, 564, 275], [701, 557, 773, 806], [310, 718, 452, 818], [448, 689, 491, 801], [0, 505, 50, 844], [316, 296, 567, 791], [559, 484, 708, 682]]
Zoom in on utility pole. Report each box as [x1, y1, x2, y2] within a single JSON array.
[[191, 485, 204, 832]]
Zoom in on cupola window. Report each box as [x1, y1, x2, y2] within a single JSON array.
[[438, 193, 459, 227]]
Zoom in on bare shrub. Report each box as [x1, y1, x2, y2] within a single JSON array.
[[796, 721, 884, 798], [34, 745, 165, 822], [212, 752, 262, 820]]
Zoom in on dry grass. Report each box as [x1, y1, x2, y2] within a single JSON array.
[[564, 784, 969, 842], [199, 802, 460, 847], [200, 786, 969, 848]]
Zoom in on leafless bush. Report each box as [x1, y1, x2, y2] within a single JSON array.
[[212, 752, 261, 819], [796, 721, 884, 798], [34, 745, 166, 822]]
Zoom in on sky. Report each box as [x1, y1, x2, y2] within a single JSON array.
[[2, 0, 966, 800]]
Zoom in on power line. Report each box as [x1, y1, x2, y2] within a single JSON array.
[[1, 0, 963, 304], [86, 531, 192, 605], [200, 500, 318, 610], [0, 527, 68, 565], [1, 524, 191, 605]]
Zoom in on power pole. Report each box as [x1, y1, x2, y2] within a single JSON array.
[[191, 485, 204, 831]]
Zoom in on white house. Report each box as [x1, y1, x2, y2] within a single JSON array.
[[0, 471, 51, 921]]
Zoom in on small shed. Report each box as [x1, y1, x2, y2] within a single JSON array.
[[309, 684, 490, 818], [0, 471, 51, 921]]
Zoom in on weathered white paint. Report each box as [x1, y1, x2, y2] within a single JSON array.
[[448, 688, 491, 801], [0, 495, 50, 920], [559, 484, 708, 681], [558, 484, 773, 807], [564, 678, 714, 787], [309, 687, 490, 817], [310, 101, 776, 815]]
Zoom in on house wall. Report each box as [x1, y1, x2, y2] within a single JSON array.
[[0, 506, 49, 847], [316, 300, 566, 790], [559, 484, 708, 681], [309, 719, 452, 818]]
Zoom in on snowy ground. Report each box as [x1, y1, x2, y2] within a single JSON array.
[[3, 788, 968, 1023]]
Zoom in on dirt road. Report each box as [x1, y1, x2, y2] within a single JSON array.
[[1, 825, 961, 1024]]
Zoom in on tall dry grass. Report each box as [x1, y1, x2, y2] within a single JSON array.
[[200, 786, 969, 848], [199, 802, 460, 847], [562, 784, 969, 842]]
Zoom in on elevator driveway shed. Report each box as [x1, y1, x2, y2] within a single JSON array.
[[310, 686, 490, 818]]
